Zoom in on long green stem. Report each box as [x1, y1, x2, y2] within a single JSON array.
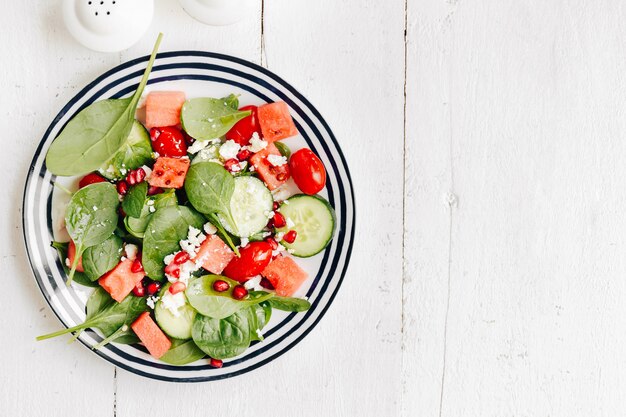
[[93, 325, 128, 350], [66, 243, 82, 286], [129, 33, 163, 109], [209, 213, 240, 256], [53, 181, 73, 195], [36, 322, 89, 341]]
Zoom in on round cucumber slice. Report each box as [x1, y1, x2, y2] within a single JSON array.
[[155, 285, 197, 340], [99, 120, 152, 180], [218, 176, 273, 238], [277, 194, 336, 257]]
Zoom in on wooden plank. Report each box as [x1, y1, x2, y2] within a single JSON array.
[[3, 2, 120, 416]]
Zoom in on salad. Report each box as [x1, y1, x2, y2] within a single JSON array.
[[36, 34, 336, 367]]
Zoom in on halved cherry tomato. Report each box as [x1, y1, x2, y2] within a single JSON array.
[[150, 126, 187, 157], [289, 148, 326, 195], [79, 172, 107, 189], [225, 105, 261, 146], [222, 241, 273, 283]]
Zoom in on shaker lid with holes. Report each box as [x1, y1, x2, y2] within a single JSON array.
[[62, 0, 154, 52]]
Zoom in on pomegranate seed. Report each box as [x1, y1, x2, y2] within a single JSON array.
[[164, 263, 180, 278], [210, 358, 223, 368], [212, 280, 230, 292], [224, 158, 241, 172], [146, 281, 161, 296], [264, 237, 278, 250], [273, 212, 286, 228], [273, 201, 280, 211], [126, 168, 146, 185], [116, 180, 129, 195], [232, 285, 248, 300], [132, 282, 145, 297], [169, 281, 186, 294], [236, 149, 251, 161], [150, 127, 160, 141], [183, 131, 195, 147], [260, 277, 274, 290], [266, 218, 274, 229], [131, 259, 144, 273], [283, 230, 297, 244], [173, 252, 190, 265], [147, 186, 163, 196], [135, 168, 146, 182], [276, 173, 287, 181]]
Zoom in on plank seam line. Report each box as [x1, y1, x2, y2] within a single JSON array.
[[401, 0, 408, 410], [113, 367, 117, 417], [260, 0, 267, 67]]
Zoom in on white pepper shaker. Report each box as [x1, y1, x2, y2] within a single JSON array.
[[62, 0, 154, 52]]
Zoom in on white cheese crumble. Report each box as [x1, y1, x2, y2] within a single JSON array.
[[272, 243, 286, 257], [248, 133, 268, 153], [203, 222, 217, 235], [164, 254, 175, 265], [180, 225, 206, 257], [286, 218, 296, 229], [274, 232, 285, 241], [141, 165, 152, 180], [267, 154, 288, 167], [239, 237, 249, 248], [219, 139, 241, 160], [149, 206, 156, 213], [244, 275, 263, 291], [146, 199, 155, 206], [146, 296, 159, 309], [187, 139, 211, 154], [65, 258, 71, 267], [161, 291, 185, 317], [256, 329, 265, 339], [239, 161, 248, 171], [92, 206, 98, 211], [124, 244, 138, 260]]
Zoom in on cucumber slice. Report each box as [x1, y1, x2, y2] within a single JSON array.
[[218, 176, 273, 238], [155, 285, 197, 339], [277, 195, 336, 257]]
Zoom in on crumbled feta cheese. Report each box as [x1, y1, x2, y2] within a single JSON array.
[[287, 248, 295, 254], [65, 257, 71, 267], [267, 154, 288, 167], [219, 139, 241, 160], [119, 168, 127, 176], [249, 165, 256, 172], [124, 244, 138, 260], [92, 206, 98, 211], [120, 256, 127, 262], [272, 186, 291, 202], [105, 164, 115, 174], [146, 296, 159, 309], [274, 232, 285, 241], [149, 206, 156, 213], [262, 231, 272, 238], [264, 210, 275, 219], [146, 199, 155, 206], [141, 165, 152, 180], [187, 139, 211, 154], [239, 161, 248, 171], [161, 291, 186, 317], [272, 243, 286, 257], [239, 237, 249, 248], [256, 329, 264, 339], [164, 254, 175, 265], [244, 275, 263, 291], [286, 218, 295, 229], [248, 133, 268, 153], [180, 225, 207, 257], [203, 222, 217, 235]]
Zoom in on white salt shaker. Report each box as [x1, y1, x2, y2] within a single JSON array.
[[62, 0, 154, 52], [179, 0, 256, 26]]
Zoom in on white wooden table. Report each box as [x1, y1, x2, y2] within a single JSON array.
[[3, 1, 625, 416]]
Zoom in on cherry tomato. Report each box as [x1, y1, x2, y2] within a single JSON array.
[[222, 241, 273, 282], [289, 148, 326, 195], [150, 126, 187, 157], [79, 172, 107, 189], [225, 105, 261, 146]]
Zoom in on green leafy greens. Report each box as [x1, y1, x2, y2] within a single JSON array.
[[180, 97, 251, 140]]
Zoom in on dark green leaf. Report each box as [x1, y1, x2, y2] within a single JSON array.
[[99, 121, 152, 180], [124, 189, 177, 238], [82, 235, 124, 281], [274, 141, 292, 159], [160, 339, 206, 365], [45, 34, 163, 176], [266, 296, 311, 312], [191, 311, 251, 359], [51, 241, 97, 287], [221, 94, 239, 110], [142, 205, 205, 280], [185, 162, 236, 222], [181, 98, 251, 140], [122, 181, 148, 218]]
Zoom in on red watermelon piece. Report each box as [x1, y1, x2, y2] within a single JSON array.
[[98, 258, 145, 302], [257, 102, 298, 142], [67, 240, 84, 273], [148, 157, 190, 189], [193, 234, 235, 274], [249, 143, 290, 191], [261, 255, 308, 297], [145, 91, 186, 129], [131, 312, 171, 359]]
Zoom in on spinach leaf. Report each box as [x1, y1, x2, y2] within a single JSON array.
[[185, 275, 273, 319], [37, 290, 148, 345], [142, 205, 205, 280], [82, 234, 123, 281], [266, 296, 311, 312], [124, 189, 177, 238], [160, 339, 206, 365], [122, 181, 148, 218], [99, 121, 152, 180], [51, 241, 97, 287], [222, 94, 240, 110], [274, 141, 292, 159], [86, 287, 115, 316], [45, 34, 163, 176], [64, 182, 119, 285], [191, 310, 251, 359], [181, 98, 251, 140], [249, 302, 272, 342], [206, 213, 240, 256]]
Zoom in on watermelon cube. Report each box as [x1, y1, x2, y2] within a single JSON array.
[[145, 91, 186, 129], [148, 157, 190, 189], [249, 143, 290, 191], [193, 234, 235, 274], [261, 255, 308, 297], [98, 258, 145, 302], [67, 240, 84, 273], [257, 102, 298, 142], [131, 312, 172, 359]]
